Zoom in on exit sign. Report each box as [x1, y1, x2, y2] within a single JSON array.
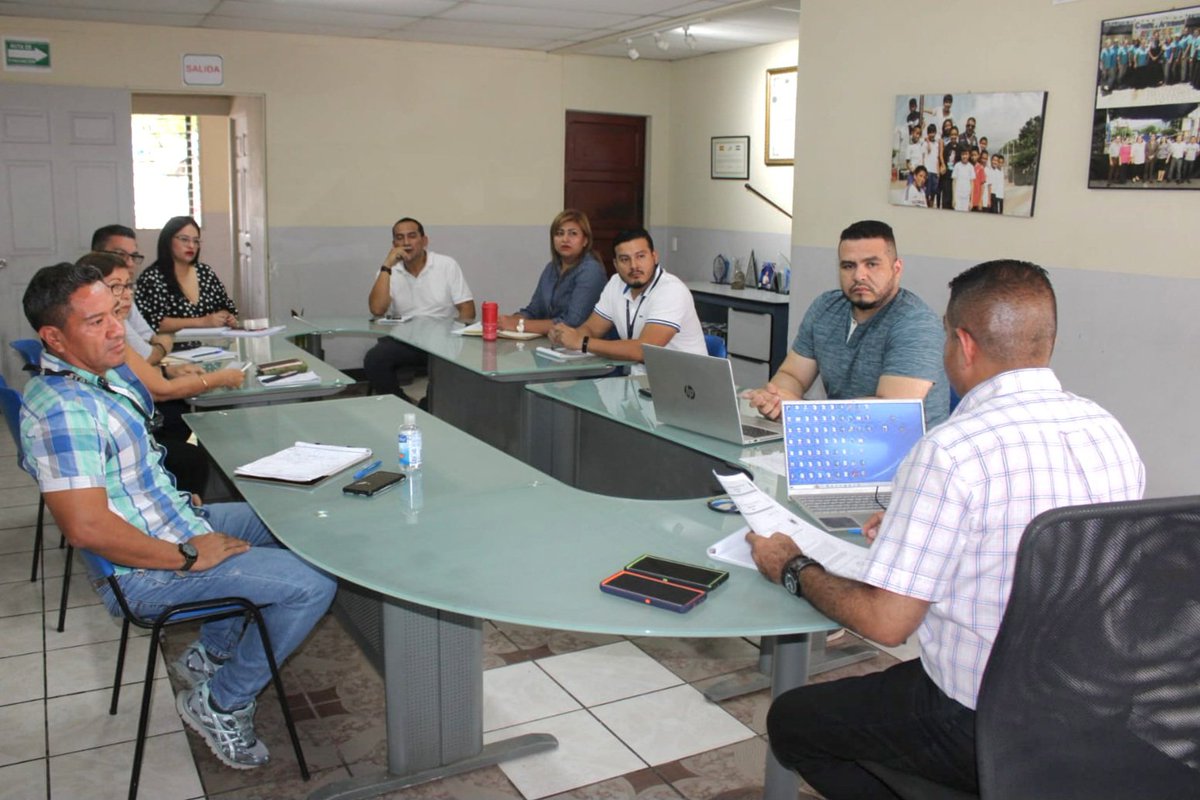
[[4, 38, 51, 71]]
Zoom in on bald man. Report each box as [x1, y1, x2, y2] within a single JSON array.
[[747, 260, 1144, 798]]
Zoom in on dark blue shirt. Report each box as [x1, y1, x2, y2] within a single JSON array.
[[519, 252, 606, 326]]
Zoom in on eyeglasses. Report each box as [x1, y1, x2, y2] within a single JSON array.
[[174, 235, 202, 246], [100, 249, 145, 266], [106, 281, 136, 296]]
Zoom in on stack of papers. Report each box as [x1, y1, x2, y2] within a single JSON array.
[[707, 472, 867, 579], [256, 371, 321, 387], [235, 441, 371, 484], [169, 346, 236, 363], [535, 345, 591, 361], [174, 325, 286, 338]]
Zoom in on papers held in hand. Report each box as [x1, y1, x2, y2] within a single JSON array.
[[235, 441, 372, 485]]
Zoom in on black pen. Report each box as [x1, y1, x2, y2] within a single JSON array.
[[261, 370, 302, 384]]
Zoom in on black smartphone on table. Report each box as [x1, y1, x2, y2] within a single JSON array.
[[343, 471, 405, 497], [599, 570, 707, 613], [624, 554, 729, 591]]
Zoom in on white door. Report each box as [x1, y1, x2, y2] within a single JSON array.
[[0, 84, 133, 386], [230, 95, 267, 320]]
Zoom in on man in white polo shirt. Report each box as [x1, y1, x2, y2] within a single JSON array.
[[365, 217, 475, 399], [548, 228, 705, 371]]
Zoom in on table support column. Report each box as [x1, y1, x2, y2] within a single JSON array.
[[763, 632, 810, 800]]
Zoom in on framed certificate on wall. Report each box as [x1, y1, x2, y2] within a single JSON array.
[[766, 66, 797, 165], [711, 136, 750, 180]]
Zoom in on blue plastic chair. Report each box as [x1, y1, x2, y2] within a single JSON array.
[[704, 334, 728, 359], [10, 338, 43, 372], [80, 547, 310, 799], [0, 377, 51, 584]]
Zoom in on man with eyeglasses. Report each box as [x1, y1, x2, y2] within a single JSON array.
[[92, 224, 174, 366]]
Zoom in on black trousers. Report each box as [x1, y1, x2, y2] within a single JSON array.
[[767, 659, 978, 799], [363, 336, 427, 397]]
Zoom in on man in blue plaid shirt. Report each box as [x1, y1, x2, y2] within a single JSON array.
[[20, 262, 335, 770]]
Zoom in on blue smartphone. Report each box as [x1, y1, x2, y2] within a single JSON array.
[[599, 570, 706, 613]]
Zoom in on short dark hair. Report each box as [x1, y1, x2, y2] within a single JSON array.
[[23, 262, 103, 331], [927, 124, 937, 135], [908, 98, 917, 107], [75, 251, 126, 279], [839, 220, 896, 252], [613, 228, 655, 253], [947, 260, 1057, 366], [393, 217, 425, 236], [943, 93, 953, 104], [913, 165, 928, 176], [91, 224, 136, 251]]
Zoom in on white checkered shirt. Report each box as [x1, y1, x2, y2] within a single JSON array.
[[859, 368, 1145, 708]]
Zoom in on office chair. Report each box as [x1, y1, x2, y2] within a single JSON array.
[[703, 334, 728, 359], [862, 495, 1200, 800], [80, 547, 310, 800], [10, 338, 43, 372], [0, 377, 51, 585]]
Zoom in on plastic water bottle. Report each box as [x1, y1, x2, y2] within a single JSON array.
[[397, 413, 423, 473]]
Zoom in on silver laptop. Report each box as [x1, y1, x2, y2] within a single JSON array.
[[642, 345, 783, 445], [781, 398, 925, 531]]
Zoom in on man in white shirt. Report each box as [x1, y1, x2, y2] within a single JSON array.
[[902, 167, 930, 207], [92, 224, 174, 365], [987, 154, 1007, 214], [548, 228, 705, 370], [364, 217, 475, 399]]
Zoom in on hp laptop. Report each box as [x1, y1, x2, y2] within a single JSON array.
[[642, 345, 783, 445], [780, 398, 925, 531]]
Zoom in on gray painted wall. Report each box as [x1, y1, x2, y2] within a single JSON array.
[[791, 243, 1200, 500]]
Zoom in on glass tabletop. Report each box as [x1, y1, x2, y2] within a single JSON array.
[[186, 336, 352, 406], [186, 395, 838, 638], [284, 316, 633, 382]]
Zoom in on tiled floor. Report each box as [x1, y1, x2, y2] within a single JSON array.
[[1, 388, 918, 800]]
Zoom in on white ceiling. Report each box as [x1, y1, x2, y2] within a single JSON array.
[[0, 0, 802, 61]]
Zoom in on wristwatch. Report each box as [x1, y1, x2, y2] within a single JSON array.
[[379, 265, 393, 275], [581, 336, 590, 354], [178, 541, 198, 572], [782, 555, 820, 598]]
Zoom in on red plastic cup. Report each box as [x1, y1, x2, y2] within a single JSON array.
[[482, 301, 498, 341]]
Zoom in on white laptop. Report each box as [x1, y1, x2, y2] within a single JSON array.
[[781, 398, 926, 531], [642, 345, 783, 445]]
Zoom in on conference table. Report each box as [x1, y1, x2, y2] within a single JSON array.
[[181, 335, 354, 408], [186, 394, 840, 800]]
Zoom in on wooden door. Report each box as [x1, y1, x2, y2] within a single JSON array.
[[564, 112, 646, 276], [0, 84, 133, 385]]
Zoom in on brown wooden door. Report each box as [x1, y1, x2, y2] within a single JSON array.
[[564, 111, 646, 276]]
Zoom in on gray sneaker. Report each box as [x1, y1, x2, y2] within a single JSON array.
[[169, 641, 222, 689], [177, 681, 270, 769]]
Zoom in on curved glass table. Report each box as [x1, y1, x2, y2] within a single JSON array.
[[187, 395, 837, 800]]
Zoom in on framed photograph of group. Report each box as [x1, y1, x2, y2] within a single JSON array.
[[1089, 5, 1200, 190], [889, 91, 1047, 217]]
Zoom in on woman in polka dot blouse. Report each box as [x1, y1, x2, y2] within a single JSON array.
[[133, 215, 239, 348]]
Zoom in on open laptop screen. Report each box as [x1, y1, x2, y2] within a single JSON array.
[[782, 399, 925, 490]]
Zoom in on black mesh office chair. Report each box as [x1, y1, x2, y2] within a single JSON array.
[[862, 495, 1200, 800], [974, 494, 1200, 799]]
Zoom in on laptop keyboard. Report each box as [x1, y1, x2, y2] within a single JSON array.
[[801, 492, 890, 514], [741, 423, 779, 439]]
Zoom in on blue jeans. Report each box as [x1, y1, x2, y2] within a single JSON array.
[[99, 503, 337, 710]]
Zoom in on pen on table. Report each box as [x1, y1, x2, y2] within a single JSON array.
[[261, 370, 301, 384], [353, 460, 383, 480], [239, 361, 254, 373]]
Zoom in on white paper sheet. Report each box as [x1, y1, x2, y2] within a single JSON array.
[[710, 471, 867, 579], [234, 441, 371, 483]]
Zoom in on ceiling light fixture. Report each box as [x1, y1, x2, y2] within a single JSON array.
[[654, 32, 670, 52], [683, 25, 697, 50], [623, 37, 639, 60]]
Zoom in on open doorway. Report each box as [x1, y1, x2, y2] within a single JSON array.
[[130, 93, 267, 318]]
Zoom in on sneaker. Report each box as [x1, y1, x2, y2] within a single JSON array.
[[177, 681, 270, 769], [169, 641, 222, 689]]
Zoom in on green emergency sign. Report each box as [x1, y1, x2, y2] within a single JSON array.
[[5, 39, 51, 70]]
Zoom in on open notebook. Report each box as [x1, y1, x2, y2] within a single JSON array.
[[234, 441, 372, 485]]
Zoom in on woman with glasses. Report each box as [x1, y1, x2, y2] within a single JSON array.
[[133, 216, 239, 348]]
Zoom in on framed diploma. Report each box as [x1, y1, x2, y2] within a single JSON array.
[[711, 135, 750, 180], [766, 66, 797, 165]]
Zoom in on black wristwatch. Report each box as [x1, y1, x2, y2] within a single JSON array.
[[379, 265, 393, 275], [581, 336, 590, 354], [178, 541, 198, 572], [782, 555, 820, 597]]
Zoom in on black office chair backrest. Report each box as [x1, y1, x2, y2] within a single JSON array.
[[976, 495, 1200, 800]]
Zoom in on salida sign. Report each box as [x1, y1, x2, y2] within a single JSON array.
[[182, 54, 223, 86]]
